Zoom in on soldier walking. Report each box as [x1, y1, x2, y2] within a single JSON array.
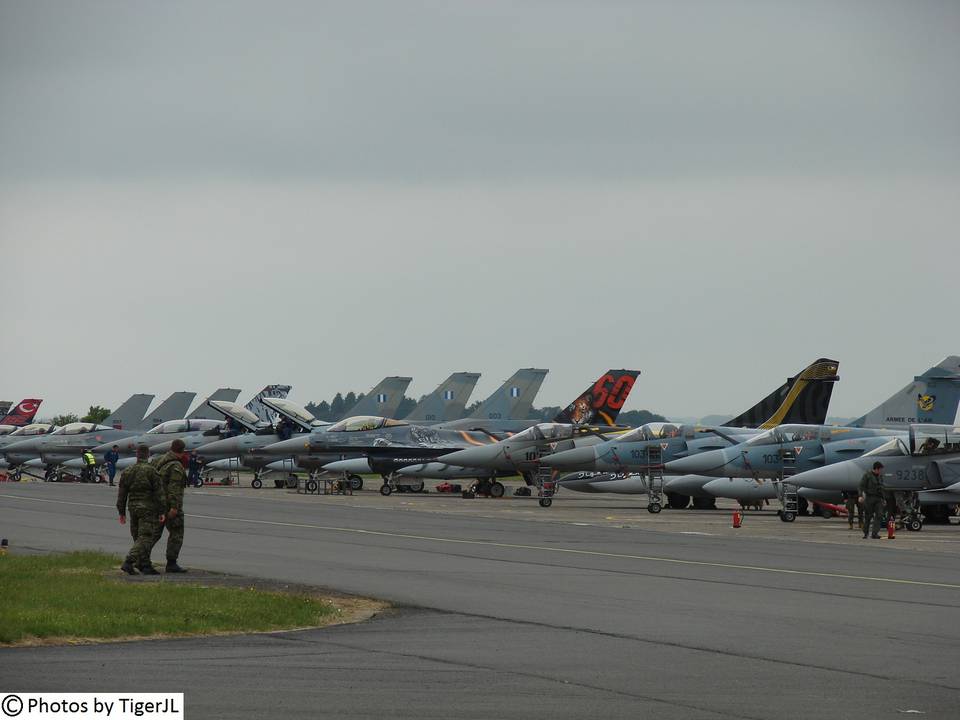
[[841, 489, 862, 530], [859, 461, 885, 540], [116, 444, 165, 574], [154, 439, 189, 573]]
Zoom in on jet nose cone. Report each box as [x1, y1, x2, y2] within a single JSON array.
[[440, 446, 496, 468], [263, 436, 313, 456], [791, 462, 861, 491], [195, 438, 240, 459], [541, 446, 595, 470], [664, 448, 735, 476]]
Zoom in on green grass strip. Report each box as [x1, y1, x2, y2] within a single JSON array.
[[0, 551, 337, 644]]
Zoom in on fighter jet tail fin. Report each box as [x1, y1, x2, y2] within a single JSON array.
[[187, 388, 242, 420], [245, 385, 293, 424], [138, 391, 196, 430], [467, 368, 549, 421], [849, 356, 960, 428], [102, 394, 154, 430], [403, 372, 481, 423], [553, 370, 641, 426], [1, 399, 43, 427], [345, 377, 414, 419], [723, 358, 840, 429]]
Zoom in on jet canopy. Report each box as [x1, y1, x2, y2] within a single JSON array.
[[326, 416, 408, 432], [146, 419, 224, 435], [261, 397, 326, 430], [910, 424, 960, 456], [862, 437, 910, 459], [208, 401, 265, 431], [9, 423, 54, 436], [613, 422, 688, 443], [51, 423, 113, 435], [743, 424, 825, 446], [511, 422, 616, 444]]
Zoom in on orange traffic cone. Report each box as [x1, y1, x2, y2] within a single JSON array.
[[732, 511, 742, 528], [887, 518, 895, 539]]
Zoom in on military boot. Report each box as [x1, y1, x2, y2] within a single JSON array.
[[120, 561, 138, 575], [137, 564, 160, 575], [165, 562, 187, 573]]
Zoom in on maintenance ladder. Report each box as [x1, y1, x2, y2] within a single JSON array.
[[776, 449, 799, 522], [646, 445, 665, 513], [535, 465, 555, 507]]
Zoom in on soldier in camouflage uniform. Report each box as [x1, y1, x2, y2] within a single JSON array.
[[153, 438, 189, 573], [117, 444, 165, 574]]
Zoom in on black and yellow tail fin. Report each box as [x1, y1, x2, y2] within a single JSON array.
[[722, 358, 840, 429]]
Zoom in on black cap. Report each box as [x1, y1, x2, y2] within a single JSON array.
[[872, 461, 884, 470]]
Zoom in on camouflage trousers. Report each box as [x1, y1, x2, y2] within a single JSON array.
[[158, 513, 184, 564], [125, 508, 161, 567]]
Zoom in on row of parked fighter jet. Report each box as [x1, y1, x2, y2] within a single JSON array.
[[2, 358, 959, 521]]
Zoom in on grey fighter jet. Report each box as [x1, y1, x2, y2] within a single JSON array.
[[397, 370, 641, 491], [0, 423, 56, 472], [664, 356, 960, 520], [789, 424, 960, 526], [198, 374, 479, 488], [2, 391, 196, 475], [248, 369, 549, 481], [536, 358, 841, 507]]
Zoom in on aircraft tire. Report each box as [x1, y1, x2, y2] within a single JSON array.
[[691, 497, 717, 510], [907, 518, 923, 532], [818, 506, 834, 519], [666, 492, 690, 509], [349, 475, 363, 491], [489, 481, 505, 498], [284, 475, 298, 489], [781, 511, 796, 523], [305, 479, 318, 493], [538, 498, 552, 508], [648, 502, 662, 514], [380, 484, 392, 496], [251, 478, 262, 489], [407, 479, 425, 493]]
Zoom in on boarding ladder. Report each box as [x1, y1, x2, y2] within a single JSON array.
[[776, 449, 799, 522], [535, 465, 555, 508], [646, 445, 665, 514]]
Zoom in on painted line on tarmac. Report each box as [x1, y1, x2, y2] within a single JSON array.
[[4, 492, 960, 591]]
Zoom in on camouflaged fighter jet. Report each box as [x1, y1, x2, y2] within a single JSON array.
[[392, 370, 641, 491], [790, 424, 960, 525], [664, 356, 960, 520], [250, 369, 549, 484], [542, 358, 840, 508], [0, 392, 195, 477]]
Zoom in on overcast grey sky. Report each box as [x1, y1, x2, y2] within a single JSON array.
[[1, 1, 957, 420]]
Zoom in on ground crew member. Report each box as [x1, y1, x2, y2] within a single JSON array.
[[104, 445, 120, 486], [858, 461, 885, 539], [188, 451, 202, 487], [82, 449, 97, 483], [154, 439, 189, 573], [841, 489, 862, 530], [116, 444, 165, 574]]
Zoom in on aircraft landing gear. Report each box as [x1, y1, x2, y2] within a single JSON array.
[[648, 502, 662, 514], [251, 477, 262, 489], [349, 474, 363, 491], [380, 483, 392, 496]]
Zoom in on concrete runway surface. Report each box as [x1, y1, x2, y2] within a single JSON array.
[[1, 482, 959, 719]]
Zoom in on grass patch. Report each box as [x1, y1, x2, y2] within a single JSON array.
[[0, 551, 341, 645]]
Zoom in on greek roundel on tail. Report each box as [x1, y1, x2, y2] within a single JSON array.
[[1, 399, 42, 427]]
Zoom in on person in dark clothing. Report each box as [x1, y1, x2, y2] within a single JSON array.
[[859, 461, 885, 539], [104, 445, 120, 486], [188, 451, 202, 487], [841, 489, 862, 530]]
